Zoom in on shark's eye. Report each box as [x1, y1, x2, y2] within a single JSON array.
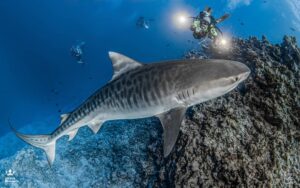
[[235, 77, 239, 82]]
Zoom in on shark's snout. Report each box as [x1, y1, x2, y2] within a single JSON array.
[[229, 61, 250, 81], [240, 70, 250, 81], [239, 63, 250, 81]]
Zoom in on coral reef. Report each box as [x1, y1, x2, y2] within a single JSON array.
[[0, 119, 162, 188], [158, 36, 300, 187]]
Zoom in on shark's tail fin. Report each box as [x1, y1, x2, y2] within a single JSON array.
[[9, 122, 56, 165]]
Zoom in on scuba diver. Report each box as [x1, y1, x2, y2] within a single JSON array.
[[70, 41, 85, 64], [190, 7, 229, 43], [136, 16, 154, 30]]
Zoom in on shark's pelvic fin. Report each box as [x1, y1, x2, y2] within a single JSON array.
[[157, 106, 186, 157], [60, 113, 69, 124], [88, 121, 104, 134], [108, 51, 143, 81], [68, 129, 79, 141]]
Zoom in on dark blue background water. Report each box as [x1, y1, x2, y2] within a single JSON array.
[[0, 0, 298, 159]]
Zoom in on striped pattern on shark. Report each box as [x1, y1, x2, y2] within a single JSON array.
[[12, 52, 250, 165]]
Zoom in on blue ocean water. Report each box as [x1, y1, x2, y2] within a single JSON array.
[[0, 0, 299, 187]]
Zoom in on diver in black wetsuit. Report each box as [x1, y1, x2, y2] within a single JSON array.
[[190, 7, 229, 42], [70, 41, 85, 64], [136, 16, 154, 29], [136, 17, 149, 29]]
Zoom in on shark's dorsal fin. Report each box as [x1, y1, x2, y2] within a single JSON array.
[[156, 106, 186, 157], [108, 51, 143, 81], [60, 114, 69, 124]]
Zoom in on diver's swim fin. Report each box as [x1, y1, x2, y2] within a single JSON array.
[[204, 7, 212, 13], [216, 14, 230, 23]]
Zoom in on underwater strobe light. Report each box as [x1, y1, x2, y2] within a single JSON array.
[[215, 35, 232, 50], [173, 11, 190, 28], [178, 15, 187, 23], [220, 38, 227, 45]]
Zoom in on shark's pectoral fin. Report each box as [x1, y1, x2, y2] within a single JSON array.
[[88, 121, 104, 134], [68, 129, 79, 141], [157, 106, 186, 157]]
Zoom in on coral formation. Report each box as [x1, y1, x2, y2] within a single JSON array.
[[158, 36, 300, 187], [0, 119, 162, 188]]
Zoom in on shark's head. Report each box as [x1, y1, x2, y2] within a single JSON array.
[[176, 59, 250, 104]]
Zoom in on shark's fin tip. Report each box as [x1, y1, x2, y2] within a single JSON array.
[[88, 122, 104, 134], [108, 52, 143, 81], [68, 129, 79, 141], [60, 113, 70, 124], [45, 142, 56, 166], [157, 106, 186, 158]]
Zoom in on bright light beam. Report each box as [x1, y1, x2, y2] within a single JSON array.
[[215, 36, 232, 50], [178, 15, 187, 24], [220, 38, 227, 46], [173, 11, 190, 29]]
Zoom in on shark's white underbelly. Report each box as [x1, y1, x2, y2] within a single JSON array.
[[90, 95, 179, 122]]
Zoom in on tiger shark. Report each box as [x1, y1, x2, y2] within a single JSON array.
[[13, 52, 250, 165]]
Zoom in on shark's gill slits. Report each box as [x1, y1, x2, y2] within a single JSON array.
[[150, 91, 157, 105], [176, 89, 194, 103], [177, 93, 182, 101], [182, 91, 186, 100]]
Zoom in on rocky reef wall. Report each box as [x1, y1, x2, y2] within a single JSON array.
[[158, 36, 300, 187]]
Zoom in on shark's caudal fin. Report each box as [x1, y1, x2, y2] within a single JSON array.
[[10, 123, 56, 166]]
